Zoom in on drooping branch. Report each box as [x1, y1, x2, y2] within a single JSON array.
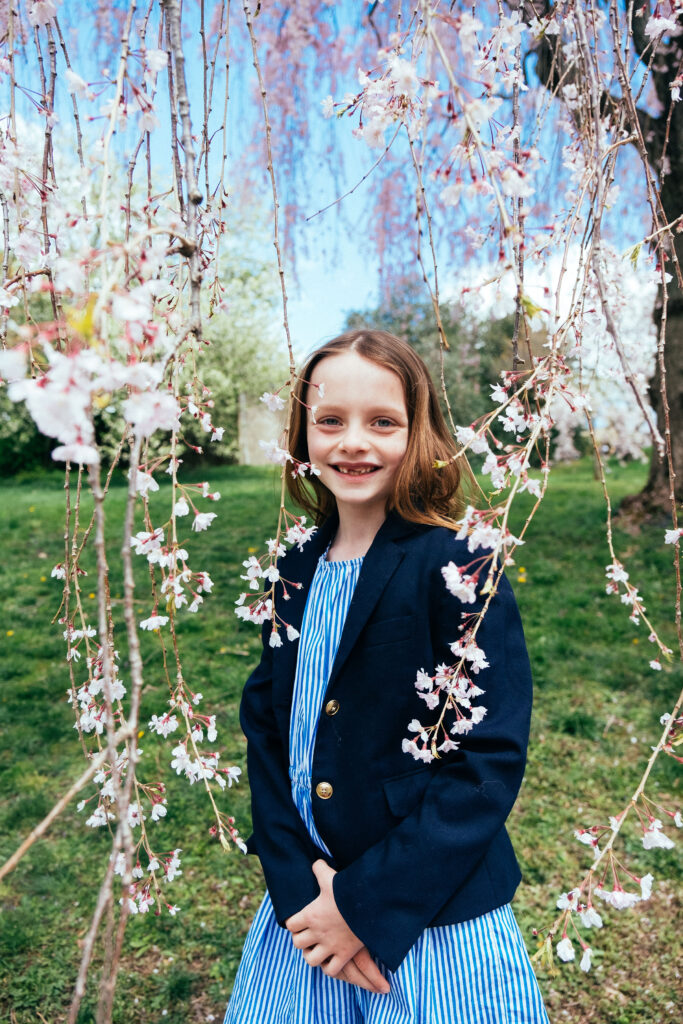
[[162, 0, 203, 342]]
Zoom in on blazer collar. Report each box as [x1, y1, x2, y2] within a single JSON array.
[[275, 510, 417, 689]]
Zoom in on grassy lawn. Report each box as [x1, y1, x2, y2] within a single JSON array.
[[0, 459, 681, 1023]]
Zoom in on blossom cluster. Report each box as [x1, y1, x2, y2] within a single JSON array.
[[235, 510, 317, 645], [323, 46, 439, 149]]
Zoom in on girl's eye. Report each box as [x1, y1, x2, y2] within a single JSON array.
[[317, 416, 341, 426], [374, 417, 395, 428]]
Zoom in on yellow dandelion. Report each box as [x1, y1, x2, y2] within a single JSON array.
[[88, 592, 96, 599], [28, 506, 35, 513], [219, 646, 228, 654], [632, 637, 639, 645], [247, 546, 257, 554], [138, 730, 145, 739], [7, 629, 15, 636], [40, 575, 47, 582]]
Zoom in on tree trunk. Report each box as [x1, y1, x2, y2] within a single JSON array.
[[620, 173, 683, 516]]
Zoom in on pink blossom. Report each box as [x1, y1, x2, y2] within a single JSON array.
[[556, 936, 575, 962], [122, 391, 180, 438]]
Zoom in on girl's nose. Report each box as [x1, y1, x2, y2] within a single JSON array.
[[339, 423, 369, 452]]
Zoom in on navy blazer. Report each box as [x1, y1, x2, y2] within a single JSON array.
[[239, 510, 533, 972]]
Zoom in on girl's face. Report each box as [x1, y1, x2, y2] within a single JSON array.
[[306, 350, 409, 521]]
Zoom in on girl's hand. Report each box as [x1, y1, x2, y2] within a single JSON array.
[[331, 945, 391, 994], [285, 860, 390, 994]]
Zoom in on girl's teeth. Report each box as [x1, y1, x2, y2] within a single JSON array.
[[338, 467, 374, 475]]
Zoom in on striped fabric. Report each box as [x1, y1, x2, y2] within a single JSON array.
[[225, 552, 549, 1024], [288, 552, 363, 854]]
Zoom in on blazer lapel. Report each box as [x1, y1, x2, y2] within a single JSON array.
[[326, 513, 412, 692]]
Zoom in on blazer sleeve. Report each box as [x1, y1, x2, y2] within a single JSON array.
[[332, 555, 532, 969], [240, 618, 328, 925]]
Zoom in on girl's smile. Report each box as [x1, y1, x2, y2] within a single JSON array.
[[306, 351, 409, 523]]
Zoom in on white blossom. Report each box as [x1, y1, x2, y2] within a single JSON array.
[[640, 873, 654, 900], [260, 391, 286, 412], [642, 819, 675, 850], [594, 886, 641, 909], [140, 615, 169, 631], [192, 512, 217, 532], [579, 906, 603, 928]]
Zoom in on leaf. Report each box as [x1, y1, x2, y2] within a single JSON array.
[[626, 243, 641, 269], [521, 294, 543, 319], [65, 294, 98, 342]]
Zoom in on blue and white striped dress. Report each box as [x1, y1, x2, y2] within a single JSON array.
[[225, 552, 549, 1024]]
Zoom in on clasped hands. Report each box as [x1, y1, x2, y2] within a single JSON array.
[[285, 859, 390, 995]]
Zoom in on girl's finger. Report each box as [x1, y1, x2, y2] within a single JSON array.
[[290, 928, 315, 950], [335, 957, 385, 994], [302, 944, 330, 969], [351, 949, 390, 994]]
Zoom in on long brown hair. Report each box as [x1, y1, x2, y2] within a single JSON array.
[[286, 329, 469, 529]]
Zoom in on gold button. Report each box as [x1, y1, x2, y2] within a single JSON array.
[[315, 781, 333, 799], [325, 699, 340, 716]]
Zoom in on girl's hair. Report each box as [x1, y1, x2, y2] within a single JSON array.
[[286, 328, 469, 529]]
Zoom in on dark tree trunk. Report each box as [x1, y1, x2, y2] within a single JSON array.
[[622, 218, 683, 516]]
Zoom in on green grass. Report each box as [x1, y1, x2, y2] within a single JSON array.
[[0, 459, 681, 1023]]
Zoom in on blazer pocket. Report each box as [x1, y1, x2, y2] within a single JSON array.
[[382, 765, 434, 819], [363, 614, 417, 648]]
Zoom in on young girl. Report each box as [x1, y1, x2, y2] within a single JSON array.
[[225, 330, 549, 1023]]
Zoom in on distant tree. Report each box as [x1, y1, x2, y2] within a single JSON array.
[[346, 284, 512, 429]]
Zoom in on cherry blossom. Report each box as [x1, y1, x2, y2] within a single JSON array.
[[642, 819, 675, 850], [556, 936, 575, 962]]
